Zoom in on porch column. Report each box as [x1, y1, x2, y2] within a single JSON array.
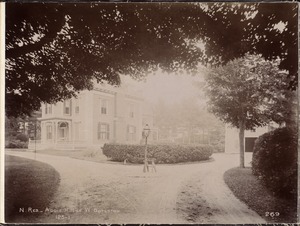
[[52, 121, 55, 145]]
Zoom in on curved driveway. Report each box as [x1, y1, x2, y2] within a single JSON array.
[[6, 150, 265, 224]]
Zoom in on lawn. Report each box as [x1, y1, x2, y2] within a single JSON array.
[[35, 148, 109, 163], [224, 167, 297, 223], [5, 155, 60, 223]]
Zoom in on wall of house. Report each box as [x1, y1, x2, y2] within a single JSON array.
[[38, 83, 155, 150], [92, 90, 115, 145], [225, 125, 269, 153]]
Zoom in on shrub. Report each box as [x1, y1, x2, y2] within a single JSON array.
[[5, 140, 28, 149], [15, 133, 29, 142], [252, 127, 297, 199], [102, 143, 213, 164]]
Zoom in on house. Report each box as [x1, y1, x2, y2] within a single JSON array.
[[225, 122, 278, 153], [29, 82, 158, 150]]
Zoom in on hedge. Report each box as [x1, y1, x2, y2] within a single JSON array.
[[5, 140, 28, 149], [102, 143, 213, 164], [252, 127, 297, 199], [15, 133, 29, 142]]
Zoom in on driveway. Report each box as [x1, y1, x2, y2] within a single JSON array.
[[5, 150, 265, 224]]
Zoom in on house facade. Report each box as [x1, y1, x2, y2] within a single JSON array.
[[225, 122, 278, 153], [29, 83, 158, 150]]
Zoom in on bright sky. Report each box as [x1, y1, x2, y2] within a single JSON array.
[[121, 68, 206, 106]]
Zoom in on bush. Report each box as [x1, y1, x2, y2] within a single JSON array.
[[15, 133, 29, 142], [102, 143, 213, 164], [5, 140, 28, 149], [252, 127, 297, 199]]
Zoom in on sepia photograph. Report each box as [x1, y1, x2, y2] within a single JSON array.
[[2, 1, 299, 224]]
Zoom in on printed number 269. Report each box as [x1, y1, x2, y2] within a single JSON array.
[[265, 212, 280, 217]]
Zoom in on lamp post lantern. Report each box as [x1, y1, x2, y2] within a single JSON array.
[[143, 124, 150, 173]]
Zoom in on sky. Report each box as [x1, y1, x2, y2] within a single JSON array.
[[121, 68, 207, 106]]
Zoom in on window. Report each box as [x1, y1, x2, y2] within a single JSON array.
[[101, 99, 107, 115], [64, 100, 71, 115], [129, 104, 134, 118], [46, 124, 52, 140], [74, 98, 80, 114], [98, 123, 109, 140], [127, 125, 136, 141], [45, 104, 52, 114]]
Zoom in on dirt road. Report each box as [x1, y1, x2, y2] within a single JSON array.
[[6, 150, 265, 224]]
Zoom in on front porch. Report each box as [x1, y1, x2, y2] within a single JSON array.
[[36, 118, 90, 150]]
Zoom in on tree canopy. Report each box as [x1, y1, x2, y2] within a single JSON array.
[[6, 2, 298, 117], [205, 54, 293, 167]]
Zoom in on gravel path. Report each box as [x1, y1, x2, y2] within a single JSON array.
[[6, 150, 265, 224]]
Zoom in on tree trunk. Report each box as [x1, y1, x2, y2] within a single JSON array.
[[239, 120, 245, 168]]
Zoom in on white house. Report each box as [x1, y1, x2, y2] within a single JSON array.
[[29, 82, 158, 150], [225, 122, 278, 153]]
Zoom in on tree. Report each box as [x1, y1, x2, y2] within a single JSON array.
[[6, 2, 297, 117], [205, 54, 289, 168], [153, 98, 224, 145]]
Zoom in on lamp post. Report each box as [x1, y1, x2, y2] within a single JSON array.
[[143, 124, 150, 173]]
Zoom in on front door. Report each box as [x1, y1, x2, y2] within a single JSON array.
[[58, 122, 68, 141]]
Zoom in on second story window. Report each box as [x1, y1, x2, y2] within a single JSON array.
[[64, 100, 71, 115], [101, 99, 107, 115], [74, 98, 80, 114], [45, 104, 52, 115]]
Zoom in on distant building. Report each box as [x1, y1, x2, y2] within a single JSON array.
[[225, 122, 278, 153], [29, 83, 158, 150]]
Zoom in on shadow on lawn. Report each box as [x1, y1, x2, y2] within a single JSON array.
[[5, 155, 60, 223], [224, 167, 297, 223]]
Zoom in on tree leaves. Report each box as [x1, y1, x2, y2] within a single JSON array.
[[6, 3, 298, 117], [205, 54, 291, 130]]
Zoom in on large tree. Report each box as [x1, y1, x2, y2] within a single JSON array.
[[6, 2, 298, 117], [205, 54, 290, 168]]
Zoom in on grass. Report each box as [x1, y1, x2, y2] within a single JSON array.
[[5, 155, 60, 223], [35, 148, 109, 163], [224, 167, 297, 223]]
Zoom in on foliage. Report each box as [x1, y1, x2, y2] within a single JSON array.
[[5, 112, 41, 142], [224, 167, 297, 223], [205, 54, 290, 167], [6, 3, 298, 117], [153, 98, 225, 145], [5, 116, 20, 138], [102, 143, 213, 164], [205, 54, 285, 130], [252, 127, 297, 199], [5, 140, 28, 149], [15, 133, 29, 142]]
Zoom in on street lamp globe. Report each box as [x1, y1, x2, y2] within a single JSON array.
[[143, 124, 150, 138]]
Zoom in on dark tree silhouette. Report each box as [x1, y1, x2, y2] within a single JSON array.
[[6, 2, 298, 117]]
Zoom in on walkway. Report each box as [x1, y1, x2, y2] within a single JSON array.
[[5, 150, 265, 224]]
